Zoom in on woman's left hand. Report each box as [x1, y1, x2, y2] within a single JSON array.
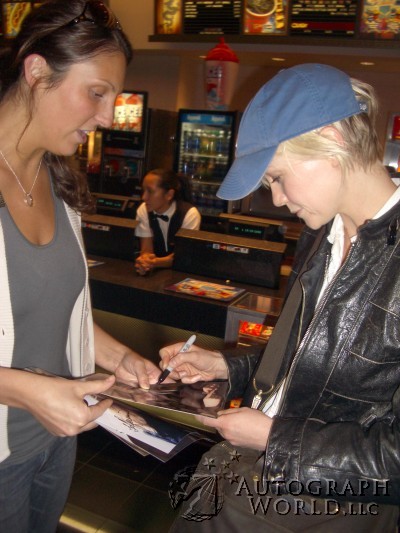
[[196, 407, 273, 450], [114, 352, 161, 390], [94, 323, 161, 389]]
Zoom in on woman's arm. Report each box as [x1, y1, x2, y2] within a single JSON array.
[[93, 322, 160, 388]]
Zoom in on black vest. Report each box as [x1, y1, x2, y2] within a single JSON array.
[[148, 201, 193, 257]]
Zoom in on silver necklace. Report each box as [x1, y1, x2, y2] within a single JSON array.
[[0, 149, 42, 207]]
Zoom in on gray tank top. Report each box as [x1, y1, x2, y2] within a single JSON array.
[[0, 182, 85, 465]]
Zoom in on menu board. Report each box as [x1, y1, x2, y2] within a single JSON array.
[[183, 0, 241, 34], [154, 0, 400, 40], [359, 0, 400, 40], [289, 0, 358, 36]]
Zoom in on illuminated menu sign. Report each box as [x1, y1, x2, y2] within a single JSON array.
[[290, 0, 358, 37], [155, 0, 399, 40], [183, 0, 241, 34]]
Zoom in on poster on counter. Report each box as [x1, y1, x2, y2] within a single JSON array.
[[358, 0, 400, 40], [243, 0, 289, 34]]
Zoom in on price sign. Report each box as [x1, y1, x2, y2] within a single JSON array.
[[183, 0, 241, 34], [290, 0, 358, 37]]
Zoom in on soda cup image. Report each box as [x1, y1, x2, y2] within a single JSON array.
[[245, 0, 277, 33]]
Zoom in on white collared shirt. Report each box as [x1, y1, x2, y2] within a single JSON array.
[[135, 200, 201, 249]]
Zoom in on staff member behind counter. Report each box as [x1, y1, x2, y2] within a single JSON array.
[[135, 168, 201, 275]]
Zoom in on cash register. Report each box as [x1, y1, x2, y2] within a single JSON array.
[[173, 228, 287, 289], [82, 193, 138, 261]]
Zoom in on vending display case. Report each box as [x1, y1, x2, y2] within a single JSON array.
[[98, 90, 149, 198], [174, 109, 239, 217], [225, 292, 283, 346], [384, 113, 400, 173], [85, 91, 177, 205]]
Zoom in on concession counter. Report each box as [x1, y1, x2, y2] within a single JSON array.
[[88, 256, 288, 363]]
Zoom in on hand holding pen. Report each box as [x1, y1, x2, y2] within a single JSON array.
[[157, 334, 197, 384]]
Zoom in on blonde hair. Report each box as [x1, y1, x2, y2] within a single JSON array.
[[275, 78, 382, 174]]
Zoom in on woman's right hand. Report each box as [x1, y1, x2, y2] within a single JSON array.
[[16, 371, 116, 436], [159, 343, 228, 383]]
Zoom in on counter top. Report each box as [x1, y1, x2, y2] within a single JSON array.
[[89, 256, 287, 338]]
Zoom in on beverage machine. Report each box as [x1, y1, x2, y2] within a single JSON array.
[[87, 90, 178, 209], [98, 90, 148, 200], [174, 109, 239, 222], [80, 91, 177, 261]]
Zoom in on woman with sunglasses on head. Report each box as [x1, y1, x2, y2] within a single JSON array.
[[135, 168, 201, 275], [0, 1, 160, 530]]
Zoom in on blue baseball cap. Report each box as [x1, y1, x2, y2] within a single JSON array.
[[217, 63, 366, 201]]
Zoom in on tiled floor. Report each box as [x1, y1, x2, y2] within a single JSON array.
[[57, 427, 214, 533]]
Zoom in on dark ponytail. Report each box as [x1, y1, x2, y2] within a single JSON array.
[[150, 168, 194, 204]]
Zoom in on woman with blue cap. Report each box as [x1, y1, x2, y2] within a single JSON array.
[[161, 64, 400, 531]]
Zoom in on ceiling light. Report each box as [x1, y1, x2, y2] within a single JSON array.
[[271, 57, 285, 62], [360, 61, 375, 66]]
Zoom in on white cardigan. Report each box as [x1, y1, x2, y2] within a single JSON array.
[[0, 202, 95, 462]]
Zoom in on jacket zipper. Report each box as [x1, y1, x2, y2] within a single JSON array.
[[270, 241, 357, 414]]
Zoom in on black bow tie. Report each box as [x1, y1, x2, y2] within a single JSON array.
[[151, 212, 169, 222]]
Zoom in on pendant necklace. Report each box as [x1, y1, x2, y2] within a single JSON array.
[[0, 149, 42, 207]]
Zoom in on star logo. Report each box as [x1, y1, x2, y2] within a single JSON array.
[[202, 456, 216, 470], [229, 449, 241, 462], [224, 470, 240, 484]]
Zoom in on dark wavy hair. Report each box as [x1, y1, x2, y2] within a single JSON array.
[[0, 0, 132, 212]]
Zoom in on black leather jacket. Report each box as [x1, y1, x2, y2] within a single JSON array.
[[223, 200, 400, 505]]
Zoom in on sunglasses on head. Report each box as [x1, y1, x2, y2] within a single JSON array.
[[64, 0, 121, 31]]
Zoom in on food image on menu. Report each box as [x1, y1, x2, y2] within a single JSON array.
[[165, 277, 245, 301], [244, 0, 288, 34], [359, 0, 400, 40], [3, 2, 32, 38]]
